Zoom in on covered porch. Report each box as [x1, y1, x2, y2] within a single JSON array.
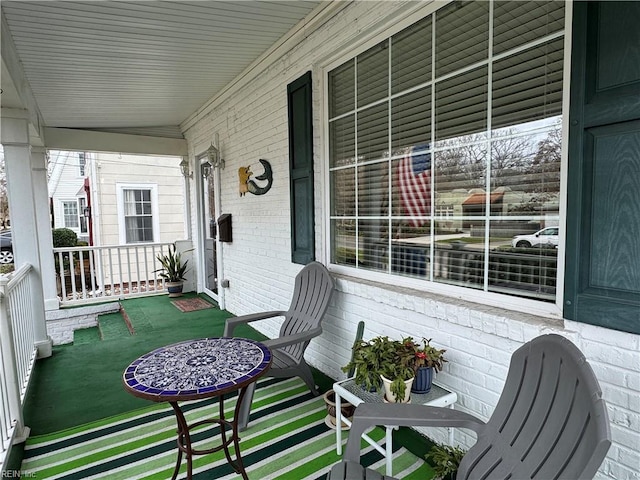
[[1, 1, 639, 479]]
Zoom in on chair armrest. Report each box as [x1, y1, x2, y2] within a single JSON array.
[[263, 327, 322, 350], [223, 311, 286, 336], [344, 403, 486, 462]]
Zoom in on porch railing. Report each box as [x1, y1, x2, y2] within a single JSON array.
[[53, 242, 174, 306], [0, 264, 37, 470]]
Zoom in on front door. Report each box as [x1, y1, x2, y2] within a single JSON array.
[[199, 160, 218, 297]]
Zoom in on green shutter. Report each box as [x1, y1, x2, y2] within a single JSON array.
[[565, 1, 640, 333], [288, 71, 315, 264]]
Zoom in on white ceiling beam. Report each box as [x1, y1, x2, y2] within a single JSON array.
[[43, 127, 187, 156]]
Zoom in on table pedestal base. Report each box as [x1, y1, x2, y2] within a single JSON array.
[[170, 387, 249, 480]]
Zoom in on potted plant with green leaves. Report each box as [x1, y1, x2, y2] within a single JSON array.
[[411, 338, 447, 394], [425, 443, 466, 480], [343, 336, 417, 403], [155, 243, 189, 297]]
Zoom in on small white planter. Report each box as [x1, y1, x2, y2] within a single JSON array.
[[380, 375, 414, 403]]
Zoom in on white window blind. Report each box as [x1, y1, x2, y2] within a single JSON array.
[[123, 189, 153, 243]]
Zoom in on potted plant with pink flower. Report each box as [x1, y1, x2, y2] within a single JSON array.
[[411, 338, 447, 394]]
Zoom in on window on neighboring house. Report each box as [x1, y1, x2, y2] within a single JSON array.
[[78, 197, 88, 234], [117, 184, 158, 243], [327, 1, 564, 308], [78, 152, 86, 176], [62, 200, 79, 229]]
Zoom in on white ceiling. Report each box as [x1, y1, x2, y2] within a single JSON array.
[[1, 1, 322, 136]]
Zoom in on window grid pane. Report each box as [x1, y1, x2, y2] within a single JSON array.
[[357, 40, 389, 107], [123, 188, 153, 243], [63, 201, 79, 229], [328, 2, 563, 303], [435, 1, 489, 77], [391, 16, 432, 94]]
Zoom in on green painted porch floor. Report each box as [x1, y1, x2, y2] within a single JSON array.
[[24, 293, 276, 435], [18, 293, 433, 476]]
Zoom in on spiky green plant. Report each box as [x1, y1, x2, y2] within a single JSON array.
[[155, 244, 188, 282]]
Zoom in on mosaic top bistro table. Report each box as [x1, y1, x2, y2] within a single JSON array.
[[122, 337, 272, 480], [333, 377, 457, 477]]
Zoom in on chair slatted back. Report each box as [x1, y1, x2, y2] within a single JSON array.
[[280, 262, 334, 361], [459, 334, 611, 480]]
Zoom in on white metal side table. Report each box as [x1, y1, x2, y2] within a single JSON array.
[[333, 377, 457, 477]]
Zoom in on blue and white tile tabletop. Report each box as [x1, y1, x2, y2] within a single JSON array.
[[123, 337, 272, 401]]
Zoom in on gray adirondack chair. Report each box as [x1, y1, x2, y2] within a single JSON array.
[[223, 261, 334, 431], [328, 334, 611, 480]]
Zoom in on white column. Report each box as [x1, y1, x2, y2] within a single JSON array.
[[31, 147, 59, 311], [181, 156, 193, 240], [1, 109, 53, 358]]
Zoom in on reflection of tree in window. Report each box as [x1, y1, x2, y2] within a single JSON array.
[[124, 189, 153, 243]]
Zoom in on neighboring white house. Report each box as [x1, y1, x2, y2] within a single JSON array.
[[48, 150, 90, 243], [48, 151, 187, 288], [49, 151, 186, 247]]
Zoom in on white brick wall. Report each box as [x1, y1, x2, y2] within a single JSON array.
[[45, 302, 120, 345], [181, 2, 640, 478]]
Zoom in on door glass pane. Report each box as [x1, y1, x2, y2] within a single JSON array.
[[201, 164, 217, 294]]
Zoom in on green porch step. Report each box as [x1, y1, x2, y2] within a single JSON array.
[[73, 326, 101, 345], [98, 311, 133, 340]]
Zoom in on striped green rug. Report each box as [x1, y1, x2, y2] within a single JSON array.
[[22, 378, 433, 479]]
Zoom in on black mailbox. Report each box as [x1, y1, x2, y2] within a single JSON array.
[[217, 214, 232, 243]]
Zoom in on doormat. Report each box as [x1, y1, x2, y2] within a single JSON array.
[[170, 297, 215, 313]]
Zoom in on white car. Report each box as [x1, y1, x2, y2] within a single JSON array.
[[512, 227, 559, 248]]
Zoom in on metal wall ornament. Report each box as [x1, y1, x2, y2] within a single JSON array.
[[238, 159, 273, 196]]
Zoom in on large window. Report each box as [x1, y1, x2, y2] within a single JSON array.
[[328, 1, 564, 303], [117, 184, 158, 243]]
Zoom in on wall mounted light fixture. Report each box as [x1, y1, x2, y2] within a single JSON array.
[[201, 159, 213, 179], [179, 158, 192, 178], [206, 144, 225, 170]]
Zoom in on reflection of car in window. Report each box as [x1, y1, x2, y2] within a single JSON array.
[[512, 227, 559, 248], [0, 230, 13, 264]]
